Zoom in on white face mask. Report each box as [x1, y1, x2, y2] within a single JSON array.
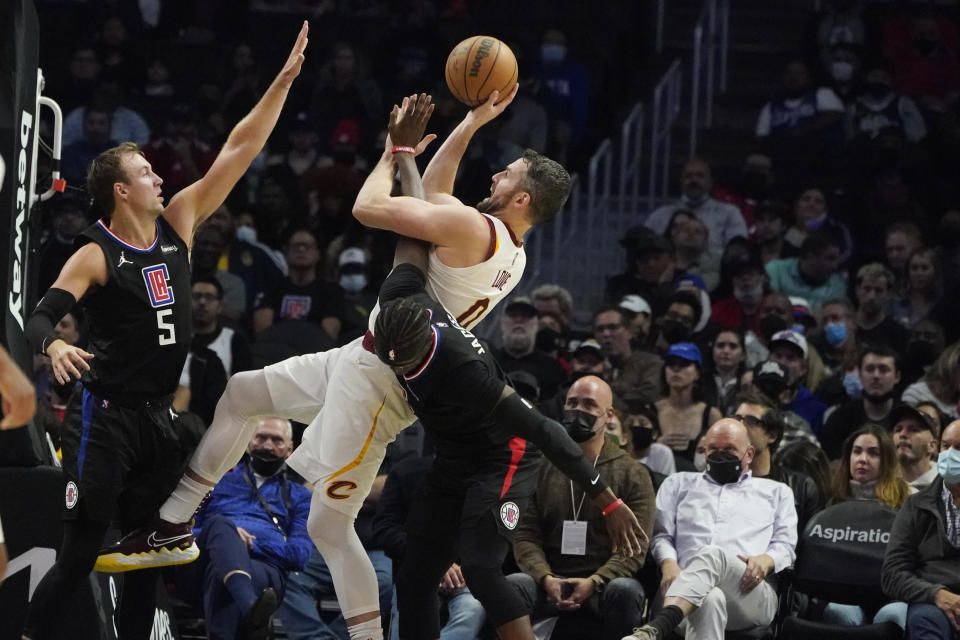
[[830, 61, 854, 82], [339, 273, 367, 293]]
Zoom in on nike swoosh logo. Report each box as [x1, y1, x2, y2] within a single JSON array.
[[590, 475, 600, 486], [147, 532, 193, 548]]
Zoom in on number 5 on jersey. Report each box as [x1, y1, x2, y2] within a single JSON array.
[[143, 264, 176, 345]]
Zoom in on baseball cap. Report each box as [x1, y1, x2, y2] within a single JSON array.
[[573, 338, 604, 361], [330, 118, 361, 147], [790, 297, 816, 329], [889, 404, 939, 438], [620, 226, 672, 255], [665, 342, 702, 366], [753, 360, 788, 397], [619, 294, 651, 316], [505, 296, 537, 317], [770, 329, 808, 358], [673, 274, 707, 292], [338, 247, 367, 266]]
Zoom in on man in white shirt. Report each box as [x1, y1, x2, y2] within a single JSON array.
[[892, 404, 940, 491], [623, 419, 797, 640], [643, 158, 747, 263]]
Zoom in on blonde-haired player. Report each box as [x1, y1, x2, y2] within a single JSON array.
[[103, 91, 571, 640]]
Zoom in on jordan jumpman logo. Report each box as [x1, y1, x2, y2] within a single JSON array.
[[117, 251, 133, 268]]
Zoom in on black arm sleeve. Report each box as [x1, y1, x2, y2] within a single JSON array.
[[489, 390, 609, 497], [378, 263, 427, 305], [24, 288, 76, 354]]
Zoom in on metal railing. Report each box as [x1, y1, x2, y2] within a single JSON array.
[[689, 0, 730, 156], [649, 58, 683, 206]]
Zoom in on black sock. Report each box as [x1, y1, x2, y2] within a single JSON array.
[[648, 604, 685, 637]]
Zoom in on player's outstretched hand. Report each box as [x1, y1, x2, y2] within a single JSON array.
[[0, 347, 36, 430], [387, 93, 437, 156], [46, 341, 94, 385], [276, 21, 309, 89], [465, 83, 519, 129], [602, 500, 648, 558]]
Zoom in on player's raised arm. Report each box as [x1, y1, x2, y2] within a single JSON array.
[[421, 84, 518, 198], [163, 22, 309, 243], [390, 94, 434, 272], [352, 95, 488, 251]]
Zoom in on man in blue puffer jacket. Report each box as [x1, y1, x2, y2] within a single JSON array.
[[181, 416, 312, 640]]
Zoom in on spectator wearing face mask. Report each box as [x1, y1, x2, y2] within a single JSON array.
[[495, 296, 567, 401], [821, 346, 903, 459], [622, 396, 676, 478], [849, 65, 927, 146], [811, 297, 861, 406], [644, 158, 747, 264], [901, 319, 946, 387], [767, 330, 829, 436], [336, 246, 378, 344], [881, 419, 960, 640], [624, 419, 797, 640], [653, 290, 704, 355], [750, 360, 821, 450], [535, 28, 589, 164], [782, 187, 853, 265]]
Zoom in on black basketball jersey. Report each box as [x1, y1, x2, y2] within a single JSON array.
[[77, 216, 191, 400], [379, 265, 511, 451]]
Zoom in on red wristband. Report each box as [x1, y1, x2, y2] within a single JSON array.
[[391, 145, 415, 154], [602, 498, 624, 517]]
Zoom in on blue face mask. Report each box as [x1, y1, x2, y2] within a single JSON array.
[[791, 324, 806, 335], [843, 371, 863, 398], [937, 448, 960, 484], [825, 322, 848, 347], [541, 44, 567, 64]]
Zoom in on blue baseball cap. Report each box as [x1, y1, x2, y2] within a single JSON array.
[[665, 341, 702, 365]]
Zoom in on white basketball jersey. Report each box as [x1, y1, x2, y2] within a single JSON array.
[[425, 213, 526, 330], [369, 213, 526, 332]]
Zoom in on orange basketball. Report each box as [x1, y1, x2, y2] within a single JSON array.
[[445, 36, 518, 107]]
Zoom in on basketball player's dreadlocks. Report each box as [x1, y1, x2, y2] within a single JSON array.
[[374, 297, 434, 370]]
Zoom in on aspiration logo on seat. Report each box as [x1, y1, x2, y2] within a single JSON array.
[[808, 524, 890, 544]]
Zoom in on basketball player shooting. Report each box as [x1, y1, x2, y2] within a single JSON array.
[[20, 22, 309, 640], [92, 89, 570, 640]]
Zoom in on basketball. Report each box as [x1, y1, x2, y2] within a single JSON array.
[[445, 36, 518, 107]]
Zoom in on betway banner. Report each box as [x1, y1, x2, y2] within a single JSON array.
[[0, 0, 49, 466]]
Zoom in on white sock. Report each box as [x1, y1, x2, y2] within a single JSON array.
[[159, 370, 276, 522], [348, 619, 383, 640], [158, 473, 210, 523]]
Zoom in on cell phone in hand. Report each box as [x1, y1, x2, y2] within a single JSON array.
[[560, 581, 574, 600]]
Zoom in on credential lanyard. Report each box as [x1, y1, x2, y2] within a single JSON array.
[[568, 452, 601, 522], [242, 464, 291, 540]]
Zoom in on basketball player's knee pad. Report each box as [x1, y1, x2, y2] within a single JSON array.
[[460, 563, 527, 627]]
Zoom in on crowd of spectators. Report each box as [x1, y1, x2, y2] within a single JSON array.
[[19, 0, 960, 639]]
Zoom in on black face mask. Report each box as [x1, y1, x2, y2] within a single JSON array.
[[705, 451, 744, 485], [864, 83, 891, 99], [631, 425, 654, 451], [758, 314, 788, 340], [561, 409, 600, 443], [536, 328, 564, 353], [660, 319, 691, 344], [249, 449, 285, 476], [740, 170, 771, 198]]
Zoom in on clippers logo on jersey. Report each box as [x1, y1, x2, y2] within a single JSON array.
[[65, 481, 79, 509], [281, 295, 311, 320], [491, 269, 512, 291], [500, 501, 520, 530], [142, 264, 175, 308]]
